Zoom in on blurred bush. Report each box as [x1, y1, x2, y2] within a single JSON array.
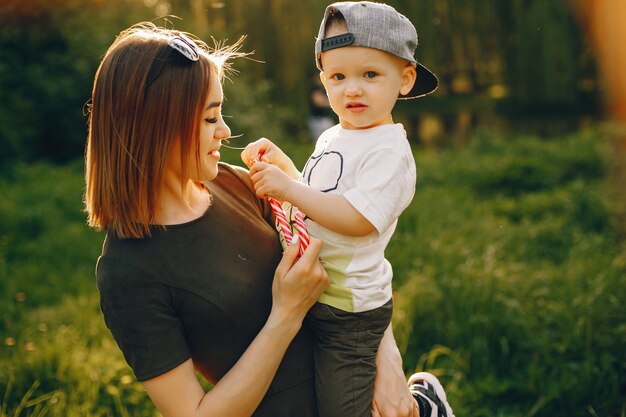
[[0, 0, 602, 167], [1, 2, 96, 165]]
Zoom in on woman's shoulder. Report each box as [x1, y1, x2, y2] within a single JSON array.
[[208, 162, 261, 207], [213, 162, 252, 188], [209, 162, 274, 234], [218, 161, 249, 175], [95, 231, 172, 297], [96, 240, 153, 294]]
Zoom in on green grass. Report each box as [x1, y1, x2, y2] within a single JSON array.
[[390, 128, 626, 416], [0, 161, 103, 331], [1, 128, 625, 416]]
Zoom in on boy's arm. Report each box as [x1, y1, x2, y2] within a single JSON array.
[[249, 162, 376, 237], [241, 138, 300, 179], [285, 180, 376, 237]]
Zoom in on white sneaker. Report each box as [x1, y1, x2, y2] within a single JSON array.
[[408, 372, 455, 417]]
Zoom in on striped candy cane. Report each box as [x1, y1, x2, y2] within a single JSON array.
[[292, 210, 310, 255], [254, 154, 310, 256], [268, 196, 310, 256], [268, 196, 293, 244]]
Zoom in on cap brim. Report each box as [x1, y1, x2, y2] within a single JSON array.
[[400, 64, 438, 99]]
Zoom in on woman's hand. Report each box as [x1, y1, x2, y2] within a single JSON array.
[[241, 138, 300, 179], [371, 325, 419, 417], [268, 235, 329, 334]]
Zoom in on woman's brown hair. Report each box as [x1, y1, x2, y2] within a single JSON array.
[[85, 23, 237, 239]]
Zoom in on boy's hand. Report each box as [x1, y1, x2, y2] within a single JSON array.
[[249, 161, 294, 200], [241, 138, 300, 179]]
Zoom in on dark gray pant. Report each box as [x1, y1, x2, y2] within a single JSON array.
[[307, 299, 393, 417]]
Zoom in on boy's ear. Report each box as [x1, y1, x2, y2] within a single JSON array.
[[319, 71, 327, 89], [399, 64, 417, 96]]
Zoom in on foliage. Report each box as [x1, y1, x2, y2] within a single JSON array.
[[0, 0, 600, 165], [390, 129, 626, 416], [221, 73, 312, 146], [0, 128, 624, 416], [1, 296, 157, 417], [0, 161, 102, 333], [0, 160, 158, 415], [0, 1, 125, 165]]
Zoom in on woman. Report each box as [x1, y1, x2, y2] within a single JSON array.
[[85, 22, 421, 417]]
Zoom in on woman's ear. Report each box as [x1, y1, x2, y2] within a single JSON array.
[[399, 64, 417, 96]]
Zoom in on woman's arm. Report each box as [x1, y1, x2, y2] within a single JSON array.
[[371, 325, 419, 417], [142, 236, 329, 417]]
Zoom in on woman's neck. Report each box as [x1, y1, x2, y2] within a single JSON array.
[[153, 176, 211, 226]]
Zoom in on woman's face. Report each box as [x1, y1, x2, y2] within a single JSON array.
[[188, 71, 231, 182], [168, 71, 230, 182], [169, 72, 230, 181]]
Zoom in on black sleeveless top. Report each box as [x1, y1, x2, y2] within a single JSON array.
[[97, 163, 317, 416]]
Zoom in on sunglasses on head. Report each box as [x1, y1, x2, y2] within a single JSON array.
[[145, 34, 200, 89], [168, 35, 200, 62]]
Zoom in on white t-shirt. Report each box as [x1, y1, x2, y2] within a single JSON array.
[[299, 123, 416, 313]]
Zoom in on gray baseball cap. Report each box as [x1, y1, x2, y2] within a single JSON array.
[[315, 1, 438, 99]]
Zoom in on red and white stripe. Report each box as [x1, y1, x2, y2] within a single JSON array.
[[255, 154, 310, 256], [268, 196, 310, 256]]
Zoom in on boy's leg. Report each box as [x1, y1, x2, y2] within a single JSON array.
[[408, 372, 456, 417], [307, 300, 393, 417]]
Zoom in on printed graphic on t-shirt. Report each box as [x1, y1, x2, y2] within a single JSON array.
[[301, 150, 343, 192]]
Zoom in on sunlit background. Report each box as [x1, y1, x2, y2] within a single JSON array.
[[0, 1, 624, 416], [0, 0, 607, 163]]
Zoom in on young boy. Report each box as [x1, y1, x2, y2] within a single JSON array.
[[242, 2, 454, 416]]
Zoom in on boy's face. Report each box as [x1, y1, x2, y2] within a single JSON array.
[[320, 45, 416, 130]]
